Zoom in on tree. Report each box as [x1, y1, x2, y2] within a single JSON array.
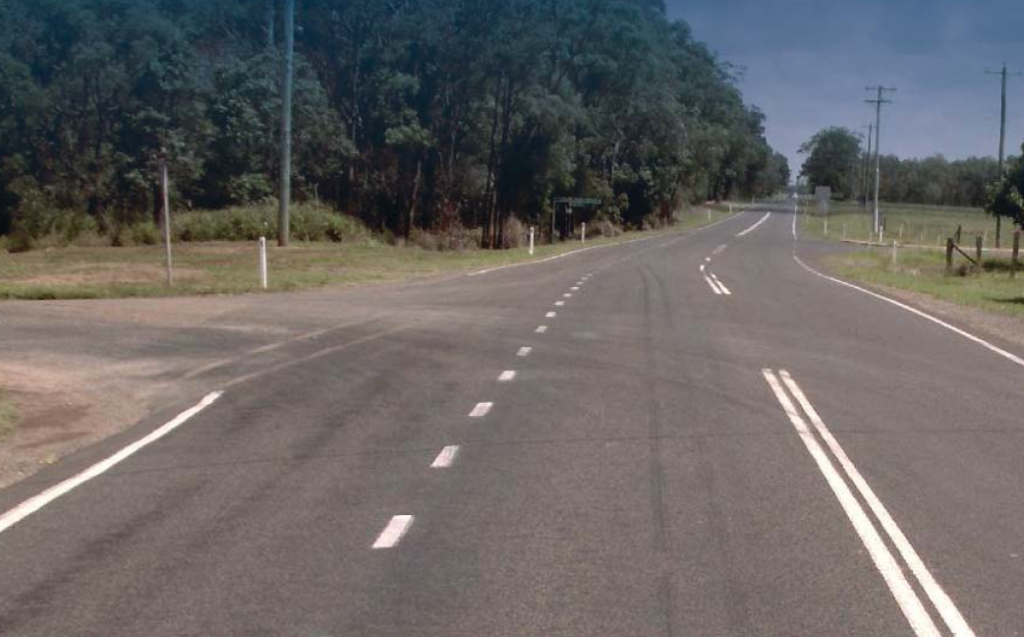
[[799, 127, 862, 199]]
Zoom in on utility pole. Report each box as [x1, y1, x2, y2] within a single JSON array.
[[866, 86, 896, 234], [985, 63, 1021, 248], [278, 0, 295, 247], [861, 123, 873, 209]]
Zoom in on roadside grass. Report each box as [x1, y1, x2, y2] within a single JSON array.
[[0, 389, 17, 441], [799, 201, 999, 247], [0, 204, 741, 300], [824, 247, 1024, 320]]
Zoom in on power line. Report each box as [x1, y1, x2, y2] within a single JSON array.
[[985, 63, 1022, 248], [865, 86, 896, 234]]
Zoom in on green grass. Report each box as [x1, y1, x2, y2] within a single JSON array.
[[824, 247, 1024, 320], [0, 389, 17, 441], [799, 200, 1001, 247], [0, 205, 741, 300]]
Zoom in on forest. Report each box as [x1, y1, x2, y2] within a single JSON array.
[[0, 0, 789, 250]]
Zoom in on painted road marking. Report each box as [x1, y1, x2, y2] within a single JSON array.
[[737, 211, 772, 237], [793, 254, 1024, 371], [431, 446, 460, 469], [499, 370, 517, 382], [0, 392, 223, 536], [372, 515, 414, 549], [777, 371, 976, 636], [713, 244, 727, 255], [546, 311, 557, 318], [710, 272, 732, 295], [535, 325, 548, 334], [517, 346, 532, 357], [763, 369, 970, 637], [468, 402, 493, 418], [555, 301, 565, 306], [705, 257, 711, 263], [703, 274, 723, 295], [571, 286, 580, 291], [563, 293, 573, 298]]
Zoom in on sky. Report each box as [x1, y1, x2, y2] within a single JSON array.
[[665, 0, 1024, 177]]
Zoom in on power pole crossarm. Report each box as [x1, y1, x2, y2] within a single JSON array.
[[865, 86, 896, 234]]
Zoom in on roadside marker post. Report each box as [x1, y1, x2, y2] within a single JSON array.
[[892, 239, 898, 268], [529, 227, 535, 255], [258, 236, 268, 289], [581, 222, 586, 244], [158, 149, 173, 287], [707, 208, 712, 221]]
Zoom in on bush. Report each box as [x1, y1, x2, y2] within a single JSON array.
[[176, 212, 220, 242], [130, 221, 160, 246], [587, 219, 621, 238], [502, 216, 525, 249]]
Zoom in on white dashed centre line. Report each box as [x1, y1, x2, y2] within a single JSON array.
[[517, 346, 532, 357], [431, 446, 460, 469], [468, 402, 493, 418], [546, 311, 557, 318], [535, 325, 548, 333], [571, 286, 580, 291], [372, 515, 414, 549], [710, 273, 732, 295], [555, 301, 565, 306], [563, 293, 572, 298], [499, 370, 517, 382]]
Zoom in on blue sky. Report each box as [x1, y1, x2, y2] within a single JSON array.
[[665, 0, 1024, 176]]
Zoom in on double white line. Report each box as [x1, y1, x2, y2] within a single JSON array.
[[762, 369, 975, 637], [700, 263, 731, 295]]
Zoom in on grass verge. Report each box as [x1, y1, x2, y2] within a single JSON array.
[[0, 204, 742, 300], [799, 201, 999, 247], [0, 389, 17, 441]]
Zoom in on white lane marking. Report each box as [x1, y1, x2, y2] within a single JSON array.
[[372, 515, 414, 549], [535, 325, 548, 334], [468, 402, 493, 418], [705, 257, 711, 263], [555, 301, 565, 306], [703, 274, 723, 295], [710, 272, 732, 296], [571, 286, 580, 291], [737, 211, 772, 237], [517, 346, 532, 357], [713, 244, 727, 255], [431, 446, 460, 469], [761, 370, 942, 637], [546, 311, 557, 318], [793, 254, 1024, 371], [498, 370, 516, 382], [699, 264, 706, 273], [563, 293, 572, 298], [0, 392, 223, 536], [778, 371, 976, 637]]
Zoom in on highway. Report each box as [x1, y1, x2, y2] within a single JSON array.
[[2, 204, 1023, 636]]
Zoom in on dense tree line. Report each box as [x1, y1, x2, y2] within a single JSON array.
[[0, 0, 789, 247], [800, 127, 1002, 209]]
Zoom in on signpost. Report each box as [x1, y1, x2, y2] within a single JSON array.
[[552, 197, 601, 243]]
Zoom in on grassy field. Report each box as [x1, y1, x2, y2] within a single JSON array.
[[0, 204, 739, 300], [799, 200, 1001, 247], [803, 199, 1024, 320], [0, 390, 16, 441]]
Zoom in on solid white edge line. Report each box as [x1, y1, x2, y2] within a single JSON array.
[[0, 391, 223, 536], [761, 370, 941, 637], [792, 254, 1024, 370], [498, 370, 516, 382], [430, 446, 460, 469], [779, 371, 976, 637], [737, 211, 772, 237], [372, 514, 414, 549], [703, 274, 723, 295], [710, 272, 732, 296], [468, 402, 493, 418], [517, 346, 532, 357]]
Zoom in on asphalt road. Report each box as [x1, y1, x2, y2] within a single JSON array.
[[2, 204, 1024, 636]]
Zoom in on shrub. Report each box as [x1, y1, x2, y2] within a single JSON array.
[[130, 221, 160, 246], [176, 212, 220, 242], [502, 216, 525, 249]]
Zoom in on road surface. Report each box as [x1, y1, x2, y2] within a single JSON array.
[[1, 204, 1022, 636]]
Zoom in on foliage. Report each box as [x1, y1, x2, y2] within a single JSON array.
[[0, 0, 786, 250], [799, 127, 862, 198], [986, 145, 1024, 227]]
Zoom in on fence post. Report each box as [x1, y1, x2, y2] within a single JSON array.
[[258, 236, 268, 289], [892, 239, 898, 268], [946, 238, 954, 276], [1013, 230, 1020, 278], [976, 235, 983, 274]]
